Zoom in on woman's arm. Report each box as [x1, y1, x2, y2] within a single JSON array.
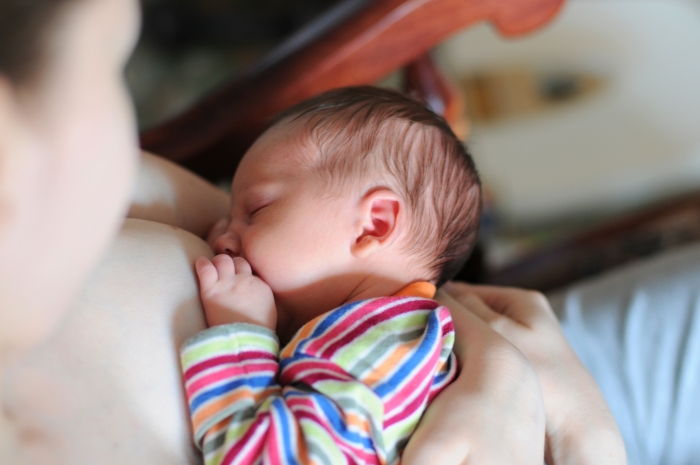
[[128, 151, 230, 237], [441, 283, 627, 465], [402, 290, 546, 465]]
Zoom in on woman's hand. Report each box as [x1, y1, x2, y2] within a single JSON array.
[[402, 290, 546, 465], [441, 282, 627, 465]]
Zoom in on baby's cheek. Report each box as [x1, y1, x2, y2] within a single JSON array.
[[251, 250, 309, 294]]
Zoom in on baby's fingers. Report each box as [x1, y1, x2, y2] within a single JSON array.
[[232, 257, 252, 276], [195, 257, 218, 290], [212, 254, 235, 281]]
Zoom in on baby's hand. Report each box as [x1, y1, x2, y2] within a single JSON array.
[[195, 255, 276, 330]]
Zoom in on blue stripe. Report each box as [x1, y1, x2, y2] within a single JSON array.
[[308, 300, 365, 339], [374, 310, 440, 397], [279, 352, 314, 371], [291, 300, 366, 356], [272, 397, 300, 465], [310, 392, 375, 450], [190, 374, 275, 412], [433, 364, 452, 385]]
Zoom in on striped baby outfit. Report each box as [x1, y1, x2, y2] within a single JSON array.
[[181, 284, 457, 465]]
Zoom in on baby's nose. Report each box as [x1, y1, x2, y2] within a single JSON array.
[[214, 232, 241, 257]]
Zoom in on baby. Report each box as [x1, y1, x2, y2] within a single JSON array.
[[180, 86, 482, 465]]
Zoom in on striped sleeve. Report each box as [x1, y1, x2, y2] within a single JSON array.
[[180, 297, 457, 465], [181, 323, 281, 462]]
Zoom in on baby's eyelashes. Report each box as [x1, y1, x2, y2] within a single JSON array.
[[248, 205, 268, 218]]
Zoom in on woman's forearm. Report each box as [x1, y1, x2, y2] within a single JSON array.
[[128, 151, 230, 237]]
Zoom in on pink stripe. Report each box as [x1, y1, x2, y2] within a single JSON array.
[[322, 299, 435, 358], [184, 351, 277, 380], [295, 371, 351, 385], [267, 405, 285, 464], [220, 410, 269, 464], [187, 361, 278, 397], [303, 299, 390, 354], [280, 359, 350, 385], [384, 339, 440, 413], [385, 380, 431, 428], [441, 320, 454, 335]]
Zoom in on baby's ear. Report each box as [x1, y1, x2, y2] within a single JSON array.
[[352, 188, 403, 258]]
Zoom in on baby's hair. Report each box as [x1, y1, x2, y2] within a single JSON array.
[[274, 86, 481, 286]]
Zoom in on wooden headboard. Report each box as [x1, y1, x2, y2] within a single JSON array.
[[140, 0, 564, 180]]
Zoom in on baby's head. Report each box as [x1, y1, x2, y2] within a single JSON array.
[[216, 86, 481, 328]]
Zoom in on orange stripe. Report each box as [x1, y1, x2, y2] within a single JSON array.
[[393, 282, 436, 299], [345, 412, 372, 434], [281, 315, 322, 358], [361, 337, 420, 385], [192, 387, 278, 430], [294, 420, 311, 464]]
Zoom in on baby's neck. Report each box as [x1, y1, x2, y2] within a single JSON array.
[[275, 275, 418, 344], [344, 276, 410, 303]]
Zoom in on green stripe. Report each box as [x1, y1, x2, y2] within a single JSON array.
[[346, 327, 424, 379], [333, 311, 428, 367], [181, 324, 278, 367], [300, 419, 345, 464]]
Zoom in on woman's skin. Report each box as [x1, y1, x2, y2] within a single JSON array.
[[0, 0, 140, 461]]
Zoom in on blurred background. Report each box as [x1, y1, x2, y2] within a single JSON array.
[[127, 0, 700, 290]]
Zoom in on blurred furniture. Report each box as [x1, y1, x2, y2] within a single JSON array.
[[484, 191, 700, 292], [140, 0, 564, 180]]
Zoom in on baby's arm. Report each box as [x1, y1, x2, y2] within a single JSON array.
[[180, 297, 455, 465], [128, 151, 230, 238]]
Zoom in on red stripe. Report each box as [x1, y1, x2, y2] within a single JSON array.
[[303, 298, 391, 354], [267, 404, 286, 464], [384, 379, 431, 428], [220, 410, 269, 464], [321, 299, 436, 358], [184, 351, 277, 380], [280, 359, 350, 385], [187, 361, 278, 396], [441, 320, 454, 335], [384, 338, 440, 413]]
